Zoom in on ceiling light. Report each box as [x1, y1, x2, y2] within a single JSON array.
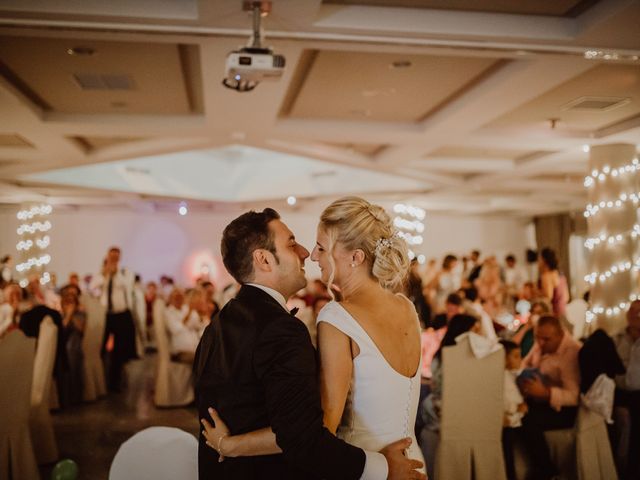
[[67, 46, 95, 56], [582, 144, 590, 153], [287, 196, 297, 206], [178, 202, 188, 216]]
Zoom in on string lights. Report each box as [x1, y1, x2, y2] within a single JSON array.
[[392, 203, 426, 260], [583, 157, 639, 188], [583, 146, 640, 326], [15, 203, 53, 286]]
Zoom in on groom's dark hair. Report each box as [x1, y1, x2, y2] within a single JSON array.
[[221, 208, 280, 283]]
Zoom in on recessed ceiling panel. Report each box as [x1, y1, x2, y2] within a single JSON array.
[[70, 136, 145, 151], [0, 37, 202, 114], [21, 145, 428, 202], [285, 50, 499, 123], [427, 146, 530, 159], [0, 133, 34, 148], [323, 0, 593, 17], [485, 64, 640, 132]]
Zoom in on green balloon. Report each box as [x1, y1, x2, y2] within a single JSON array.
[[51, 459, 78, 480]]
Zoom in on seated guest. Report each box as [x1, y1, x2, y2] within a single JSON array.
[[164, 288, 205, 364], [613, 300, 640, 479], [58, 291, 86, 406], [500, 340, 528, 480], [0, 283, 22, 338], [431, 292, 463, 330], [520, 315, 580, 480], [512, 299, 551, 357]]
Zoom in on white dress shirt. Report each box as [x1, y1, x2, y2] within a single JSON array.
[[0, 303, 16, 337], [245, 283, 389, 480], [90, 269, 133, 313]]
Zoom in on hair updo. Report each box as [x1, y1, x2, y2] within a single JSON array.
[[319, 196, 410, 291]]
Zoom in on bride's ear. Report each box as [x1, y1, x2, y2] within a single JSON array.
[[352, 249, 366, 267]]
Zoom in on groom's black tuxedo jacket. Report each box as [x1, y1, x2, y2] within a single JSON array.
[[193, 285, 366, 480]]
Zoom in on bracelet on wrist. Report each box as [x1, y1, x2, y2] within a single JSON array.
[[217, 433, 229, 456]]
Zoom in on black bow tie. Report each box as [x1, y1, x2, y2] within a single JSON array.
[[289, 307, 299, 316]]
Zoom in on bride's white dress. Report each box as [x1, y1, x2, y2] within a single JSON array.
[[317, 299, 425, 472]]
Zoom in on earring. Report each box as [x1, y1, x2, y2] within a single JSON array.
[[351, 263, 355, 268]]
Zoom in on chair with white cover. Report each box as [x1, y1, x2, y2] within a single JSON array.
[[565, 299, 588, 340], [81, 294, 107, 402], [0, 330, 39, 480], [29, 315, 59, 464], [109, 427, 198, 480], [153, 300, 194, 407], [436, 335, 506, 480], [576, 405, 617, 480]]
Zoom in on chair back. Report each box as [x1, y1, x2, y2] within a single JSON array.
[[153, 300, 170, 361], [81, 294, 107, 401], [31, 316, 57, 407], [437, 335, 506, 480], [109, 427, 197, 479], [0, 330, 39, 480]]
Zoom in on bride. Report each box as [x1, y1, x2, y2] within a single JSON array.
[[202, 196, 425, 474]]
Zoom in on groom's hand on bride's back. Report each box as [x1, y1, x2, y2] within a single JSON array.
[[380, 438, 426, 480]]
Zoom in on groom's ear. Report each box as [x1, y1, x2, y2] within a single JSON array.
[[252, 249, 273, 273]]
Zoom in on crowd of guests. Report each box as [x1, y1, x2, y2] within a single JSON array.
[[1, 244, 638, 479], [408, 248, 638, 480]]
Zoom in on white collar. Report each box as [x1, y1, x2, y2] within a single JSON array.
[[245, 283, 288, 312]]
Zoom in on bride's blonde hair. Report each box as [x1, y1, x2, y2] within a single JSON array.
[[319, 196, 409, 293]]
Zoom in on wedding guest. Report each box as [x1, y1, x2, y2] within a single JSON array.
[[500, 340, 528, 480], [520, 315, 580, 480], [0, 255, 12, 286], [431, 255, 460, 312], [58, 291, 86, 406], [504, 254, 526, 303], [538, 248, 569, 318], [165, 288, 205, 364], [467, 250, 482, 283], [0, 283, 22, 338], [90, 246, 137, 392], [431, 292, 463, 330], [144, 281, 158, 341], [407, 259, 431, 328], [512, 299, 551, 357], [613, 300, 640, 478], [474, 256, 502, 317]]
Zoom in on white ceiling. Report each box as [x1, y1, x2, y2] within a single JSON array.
[[0, 0, 639, 216]]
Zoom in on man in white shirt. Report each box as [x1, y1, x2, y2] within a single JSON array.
[[90, 246, 138, 392], [614, 300, 640, 478]]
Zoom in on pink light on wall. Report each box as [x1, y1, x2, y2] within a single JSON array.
[[183, 249, 233, 288]]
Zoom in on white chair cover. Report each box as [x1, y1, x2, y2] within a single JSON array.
[[109, 427, 197, 480], [436, 335, 506, 480], [576, 405, 618, 480], [0, 330, 40, 480], [153, 300, 194, 407], [82, 294, 107, 402], [565, 299, 588, 340], [29, 316, 59, 464]]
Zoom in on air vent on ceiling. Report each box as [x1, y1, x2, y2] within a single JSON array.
[[562, 96, 630, 112], [73, 73, 135, 91]]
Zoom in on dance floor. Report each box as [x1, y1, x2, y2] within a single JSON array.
[[41, 354, 198, 479]]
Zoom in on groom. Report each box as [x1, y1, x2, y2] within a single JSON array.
[[194, 208, 424, 479]]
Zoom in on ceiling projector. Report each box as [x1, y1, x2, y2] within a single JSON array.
[[224, 46, 285, 92], [223, 1, 285, 92]]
